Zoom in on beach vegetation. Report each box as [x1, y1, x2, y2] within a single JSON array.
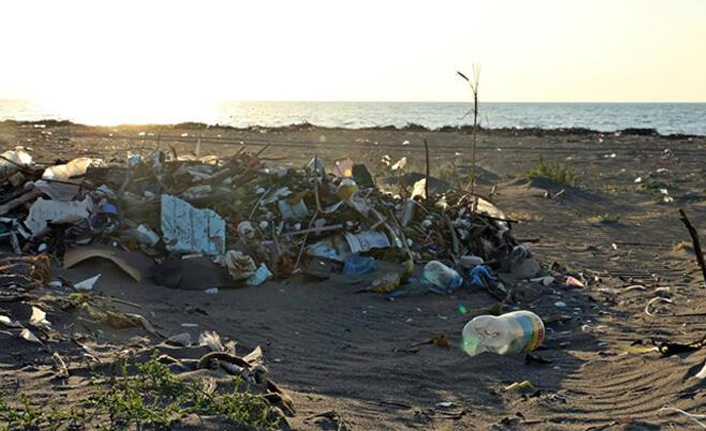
[[0, 356, 279, 431], [526, 155, 575, 185]]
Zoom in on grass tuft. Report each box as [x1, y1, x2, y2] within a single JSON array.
[[0, 356, 279, 431], [526, 155, 575, 185]]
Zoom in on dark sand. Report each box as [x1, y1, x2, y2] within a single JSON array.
[[2, 122, 706, 430]]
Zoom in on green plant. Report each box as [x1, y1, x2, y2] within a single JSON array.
[[636, 180, 673, 192], [0, 357, 279, 431], [526, 155, 575, 185], [592, 212, 621, 224]]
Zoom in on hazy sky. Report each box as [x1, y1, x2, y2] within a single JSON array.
[[1, 0, 704, 107]]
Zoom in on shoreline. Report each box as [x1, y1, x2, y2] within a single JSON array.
[[1, 118, 703, 139]]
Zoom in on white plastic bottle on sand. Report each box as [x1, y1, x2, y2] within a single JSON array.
[[462, 310, 544, 356], [423, 261, 463, 291]]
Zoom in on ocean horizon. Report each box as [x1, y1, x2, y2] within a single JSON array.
[[1, 100, 705, 136]]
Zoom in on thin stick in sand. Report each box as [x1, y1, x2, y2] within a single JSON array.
[[679, 208, 706, 288]]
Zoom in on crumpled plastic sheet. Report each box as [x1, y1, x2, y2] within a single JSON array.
[[0, 149, 32, 178], [25, 196, 94, 235], [161, 194, 225, 256], [35, 157, 103, 201], [470, 265, 497, 288]]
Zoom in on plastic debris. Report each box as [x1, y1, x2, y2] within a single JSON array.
[[411, 178, 428, 200], [237, 221, 256, 238], [35, 157, 102, 201], [462, 311, 545, 356], [161, 194, 225, 256], [74, 274, 102, 291], [25, 196, 94, 235], [0, 315, 23, 328], [565, 276, 585, 288], [215, 250, 258, 282], [0, 149, 33, 178], [391, 157, 407, 171], [459, 255, 484, 269], [19, 328, 42, 344], [135, 224, 160, 246], [29, 306, 51, 328], [308, 231, 391, 262], [278, 199, 309, 220], [0, 144, 536, 312], [423, 261, 463, 294], [246, 263, 273, 286], [469, 265, 507, 299], [342, 256, 377, 276]]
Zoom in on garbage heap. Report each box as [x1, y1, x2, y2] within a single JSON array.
[[0, 146, 542, 296]]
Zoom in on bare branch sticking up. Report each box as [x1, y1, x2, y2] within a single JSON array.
[[679, 208, 706, 288]]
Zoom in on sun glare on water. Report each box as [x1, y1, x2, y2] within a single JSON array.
[[40, 96, 220, 126]]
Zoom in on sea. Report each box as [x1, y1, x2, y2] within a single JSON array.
[[1, 100, 705, 136]]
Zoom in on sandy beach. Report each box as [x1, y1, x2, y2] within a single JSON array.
[[2, 120, 706, 430]]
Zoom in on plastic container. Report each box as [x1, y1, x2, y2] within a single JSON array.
[[246, 263, 273, 286], [400, 198, 415, 227], [135, 224, 160, 246], [462, 310, 545, 356], [423, 261, 463, 293], [460, 255, 484, 269]]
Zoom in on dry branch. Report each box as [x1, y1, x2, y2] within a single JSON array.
[[679, 208, 706, 287]]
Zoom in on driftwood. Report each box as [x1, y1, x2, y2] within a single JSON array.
[[679, 208, 706, 287]]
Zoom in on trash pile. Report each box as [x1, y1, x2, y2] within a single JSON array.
[[0, 146, 542, 297]]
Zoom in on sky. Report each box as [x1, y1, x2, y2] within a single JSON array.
[[0, 0, 704, 115]]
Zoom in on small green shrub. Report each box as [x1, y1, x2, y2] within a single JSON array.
[[526, 156, 575, 185]]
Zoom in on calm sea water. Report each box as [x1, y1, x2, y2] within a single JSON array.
[[1, 100, 705, 136]]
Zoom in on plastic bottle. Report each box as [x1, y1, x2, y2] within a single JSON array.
[[423, 261, 463, 293], [462, 310, 544, 356]]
